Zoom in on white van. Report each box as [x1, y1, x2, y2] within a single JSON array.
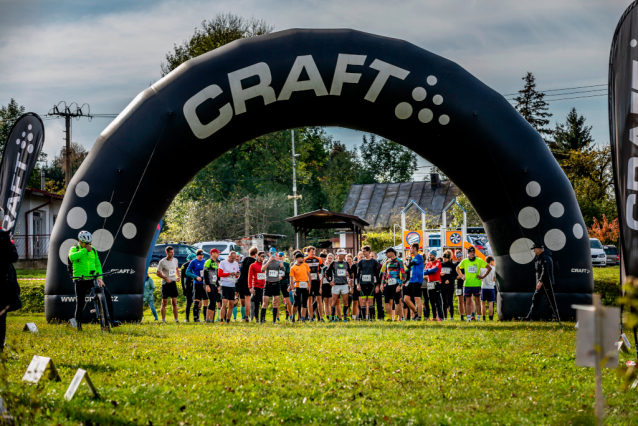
[[590, 238, 607, 267], [192, 241, 242, 262]]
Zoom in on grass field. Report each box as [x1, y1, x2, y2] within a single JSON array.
[[3, 265, 635, 425]]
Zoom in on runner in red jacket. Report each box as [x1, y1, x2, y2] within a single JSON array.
[[248, 251, 267, 322], [423, 252, 444, 320]]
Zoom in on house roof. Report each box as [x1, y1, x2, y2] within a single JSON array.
[[286, 209, 370, 230], [341, 181, 460, 228], [26, 188, 64, 200]]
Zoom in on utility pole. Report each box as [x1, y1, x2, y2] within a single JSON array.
[[48, 102, 92, 189], [287, 129, 303, 249], [244, 196, 250, 236]]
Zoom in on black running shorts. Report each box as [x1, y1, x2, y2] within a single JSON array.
[[236, 280, 250, 298], [264, 282, 280, 298], [384, 285, 402, 304], [161, 282, 178, 299], [193, 284, 209, 301], [221, 286, 236, 301]]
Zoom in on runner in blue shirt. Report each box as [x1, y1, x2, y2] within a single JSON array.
[[186, 249, 208, 322]]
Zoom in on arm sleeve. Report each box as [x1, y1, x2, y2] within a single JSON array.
[[203, 261, 211, 286], [69, 247, 87, 262], [95, 253, 103, 278], [423, 266, 438, 275], [539, 258, 549, 283], [248, 265, 254, 288], [218, 266, 232, 278], [185, 262, 198, 280]]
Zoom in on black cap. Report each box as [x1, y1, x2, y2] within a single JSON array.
[[295, 252, 305, 259], [531, 242, 545, 250], [467, 247, 475, 253]]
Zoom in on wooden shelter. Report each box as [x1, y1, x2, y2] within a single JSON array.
[[286, 209, 369, 254]]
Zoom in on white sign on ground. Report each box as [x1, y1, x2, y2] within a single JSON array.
[[22, 323, 38, 332], [65, 369, 98, 400], [69, 318, 77, 328], [22, 356, 60, 383], [575, 307, 620, 368]]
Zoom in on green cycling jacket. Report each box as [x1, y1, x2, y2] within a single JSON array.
[[69, 245, 103, 279]]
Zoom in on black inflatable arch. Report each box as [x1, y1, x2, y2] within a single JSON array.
[[45, 29, 593, 321]]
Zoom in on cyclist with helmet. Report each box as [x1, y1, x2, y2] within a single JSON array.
[[69, 230, 119, 330]]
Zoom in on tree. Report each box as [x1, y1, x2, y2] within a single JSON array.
[[514, 72, 552, 141], [588, 214, 619, 245], [560, 146, 617, 226], [448, 193, 482, 228], [0, 99, 26, 159], [553, 108, 593, 154], [161, 13, 273, 76], [358, 134, 418, 183]]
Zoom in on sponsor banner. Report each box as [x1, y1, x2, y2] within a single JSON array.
[[0, 113, 45, 231], [403, 230, 423, 249]]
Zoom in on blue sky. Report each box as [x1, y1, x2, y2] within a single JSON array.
[[0, 0, 630, 181]]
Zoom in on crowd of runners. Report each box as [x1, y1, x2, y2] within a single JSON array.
[[149, 242, 498, 324]]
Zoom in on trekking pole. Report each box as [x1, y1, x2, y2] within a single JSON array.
[[542, 284, 561, 324]]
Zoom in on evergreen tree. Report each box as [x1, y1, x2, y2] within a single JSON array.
[[514, 72, 552, 141], [553, 107, 593, 153]]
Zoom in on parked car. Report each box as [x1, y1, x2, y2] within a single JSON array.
[[192, 241, 242, 262], [149, 243, 208, 267], [590, 238, 607, 267], [603, 245, 620, 266]]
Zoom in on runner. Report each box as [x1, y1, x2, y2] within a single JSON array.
[[423, 251, 444, 321], [156, 246, 181, 323], [372, 251, 385, 320], [380, 248, 406, 321], [480, 256, 496, 321], [181, 253, 195, 322], [262, 249, 282, 324], [237, 247, 258, 322], [203, 248, 221, 322], [278, 251, 292, 322], [248, 251, 267, 322], [262, 247, 284, 321], [218, 251, 241, 324], [321, 253, 334, 320], [456, 247, 491, 322], [325, 250, 352, 322], [304, 246, 323, 322], [185, 249, 209, 322], [440, 250, 458, 320], [356, 245, 381, 321], [346, 254, 359, 320], [404, 243, 422, 320], [455, 250, 466, 321], [290, 252, 312, 322]]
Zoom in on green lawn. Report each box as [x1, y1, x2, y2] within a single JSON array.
[[2, 311, 637, 425], [3, 265, 633, 425]]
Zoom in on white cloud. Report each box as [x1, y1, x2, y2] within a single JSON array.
[[0, 0, 629, 162]]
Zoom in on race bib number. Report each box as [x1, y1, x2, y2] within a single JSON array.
[[388, 278, 397, 285], [427, 282, 435, 290], [323, 277, 329, 284], [337, 269, 347, 277], [279, 270, 284, 278], [168, 269, 176, 277], [268, 270, 279, 278], [456, 288, 463, 296], [311, 273, 318, 280], [362, 274, 372, 282], [441, 267, 451, 275], [298, 281, 308, 289], [468, 266, 478, 274], [200, 270, 204, 277], [257, 273, 266, 281]]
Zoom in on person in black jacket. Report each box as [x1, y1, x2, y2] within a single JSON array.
[[520, 242, 560, 322], [440, 250, 458, 320], [0, 208, 19, 352], [181, 254, 195, 322]]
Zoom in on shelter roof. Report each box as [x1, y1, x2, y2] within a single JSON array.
[[286, 209, 369, 230]]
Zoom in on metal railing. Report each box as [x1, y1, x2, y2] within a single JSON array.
[[14, 234, 50, 259]]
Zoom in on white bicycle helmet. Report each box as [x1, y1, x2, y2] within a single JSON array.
[[78, 230, 93, 243]]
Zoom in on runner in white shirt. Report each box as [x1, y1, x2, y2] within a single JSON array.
[[218, 251, 240, 324], [480, 256, 497, 321]]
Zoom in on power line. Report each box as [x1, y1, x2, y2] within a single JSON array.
[[505, 88, 607, 100], [502, 83, 607, 97]]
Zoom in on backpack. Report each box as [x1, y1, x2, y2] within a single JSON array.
[[67, 244, 80, 276]]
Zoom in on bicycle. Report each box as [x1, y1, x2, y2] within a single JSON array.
[[71, 270, 117, 332]]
